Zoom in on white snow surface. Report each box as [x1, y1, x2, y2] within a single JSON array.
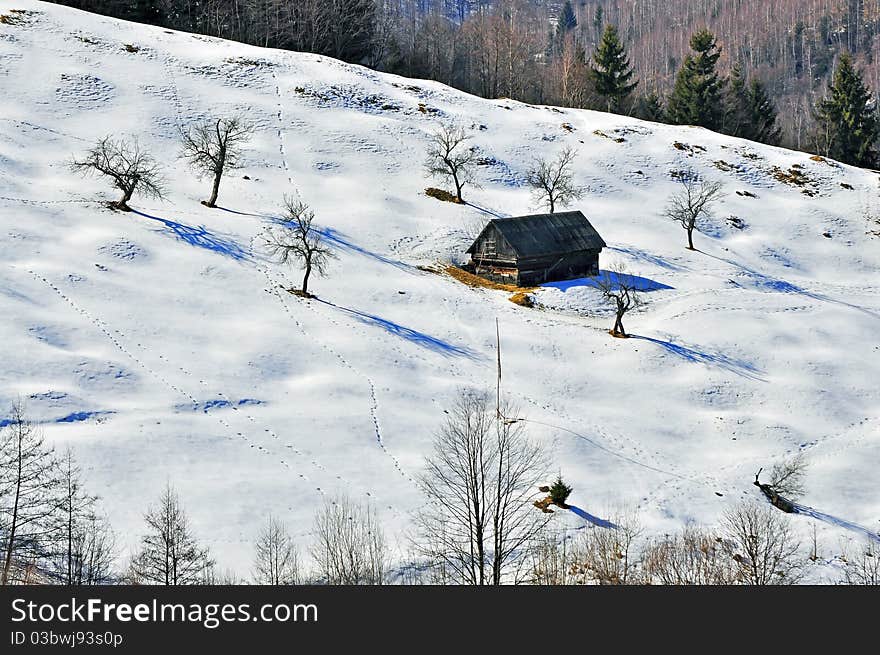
[[1, 1, 878, 579]]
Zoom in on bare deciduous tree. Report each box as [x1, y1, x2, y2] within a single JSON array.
[[311, 495, 386, 585], [840, 540, 880, 585], [263, 196, 336, 297], [253, 516, 301, 585], [767, 453, 808, 500], [413, 389, 549, 585], [424, 122, 480, 203], [643, 525, 741, 585], [70, 137, 165, 211], [570, 507, 645, 585], [48, 449, 116, 585], [0, 402, 60, 585], [529, 528, 579, 585], [131, 484, 214, 586], [593, 263, 643, 338], [664, 175, 724, 250], [180, 117, 254, 208], [753, 453, 808, 512], [722, 501, 804, 585], [526, 146, 585, 213]]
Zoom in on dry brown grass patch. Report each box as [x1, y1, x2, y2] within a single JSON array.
[[1, 9, 36, 25], [533, 496, 555, 513], [508, 292, 534, 307], [443, 265, 536, 293], [425, 187, 461, 203]]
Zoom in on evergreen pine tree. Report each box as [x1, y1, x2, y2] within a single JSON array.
[[593, 5, 604, 36], [634, 91, 666, 122], [814, 53, 880, 167], [745, 78, 782, 145], [557, 1, 578, 37], [667, 29, 725, 131], [723, 63, 748, 137], [552, 0, 578, 55], [722, 64, 781, 145], [590, 24, 638, 113]]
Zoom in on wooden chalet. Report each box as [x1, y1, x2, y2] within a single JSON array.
[[465, 211, 606, 286]]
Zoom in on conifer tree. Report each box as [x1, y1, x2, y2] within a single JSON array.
[[552, 0, 578, 55], [667, 29, 724, 131], [556, 1, 578, 37], [634, 91, 665, 122], [723, 64, 748, 137], [723, 65, 781, 145], [745, 78, 782, 145], [814, 53, 879, 167], [590, 24, 638, 113]]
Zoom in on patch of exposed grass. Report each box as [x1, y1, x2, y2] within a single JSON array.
[[508, 291, 534, 307], [594, 129, 626, 143], [443, 265, 536, 293], [1, 9, 37, 25], [425, 187, 461, 203], [225, 56, 273, 67], [123, 44, 140, 53], [533, 496, 556, 514], [772, 165, 813, 187], [673, 141, 706, 155]]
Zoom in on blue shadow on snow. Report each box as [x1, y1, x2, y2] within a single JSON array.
[[316, 298, 482, 360], [317, 226, 415, 273], [56, 410, 115, 423], [631, 334, 766, 381], [218, 206, 416, 273], [131, 209, 251, 262], [175, 398, 266, 413], [792, 502, 880, 544], [702, 250, 880, 319], [542, 270, 673, 293], [568, 505, 618, 529], [607, 245, 685, 272], [1, 410, 114, 427]]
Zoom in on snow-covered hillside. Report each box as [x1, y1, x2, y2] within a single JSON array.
[[1, 1, 878, 576]]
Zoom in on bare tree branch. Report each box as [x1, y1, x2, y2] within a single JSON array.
[[526, 146, 585, 213], [70, 136, 165, 211], [180, 116, 254, 207], [592, 261, 643, 338], [412, 388, 549, 585], [311, 495, 386, 585], [664, 174, 724, 250], [252, 516, 301, 585], [263, 196, 336, 296], [424, 122, 480, 203], [721, 501, 803, 585]]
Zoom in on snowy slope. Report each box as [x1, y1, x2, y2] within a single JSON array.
[[1, 1, 878, 576]]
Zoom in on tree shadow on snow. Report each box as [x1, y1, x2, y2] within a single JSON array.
[[131, 209, 251, 262], [316, 226, 416, 273], [567, 505, 618, 529], [701, 250, 880, 320], [792, 502, 880, 544], [607, 245, 686, 272], [542, 270, 673, 292], [631, 334, 766, 381], [219, 206, 415, 273], [315, 298, 482, 360]]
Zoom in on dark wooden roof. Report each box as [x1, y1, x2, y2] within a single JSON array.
[[467, 211, 605, 258]]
